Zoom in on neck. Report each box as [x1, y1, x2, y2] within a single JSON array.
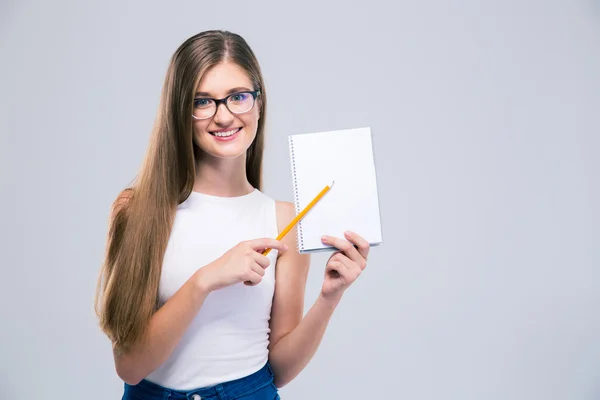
[[193, 150, 254, 197]]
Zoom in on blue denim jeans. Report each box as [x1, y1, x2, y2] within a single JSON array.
[[122, 362, 280, 400]]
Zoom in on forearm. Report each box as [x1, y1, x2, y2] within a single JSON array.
[[268, 293, 341, 387], [115, 270, 209, 385]]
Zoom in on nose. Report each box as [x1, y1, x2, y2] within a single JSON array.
[[213, 102, 234, 125]]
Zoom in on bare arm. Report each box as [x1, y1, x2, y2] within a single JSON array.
[[114, 271, 210, 385], [106, 192, 212, 385], [268, 288, 340, 388], [267, 202, 369, 388], [267, 201, 339, 388]]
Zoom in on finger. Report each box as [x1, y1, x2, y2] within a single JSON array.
[[244, 269, 263, 286], [253, 253, 271, 269], [329, 252, 352, 271], [327, 258, 348, 275], [326, 249, 343, 263], [249, 238, 289, 253], [322, 235, 363, 266], [332, 254, 361, 282], [324, 259, 343, 279], [326, 259, 350, 284], [344, 231, 370, 261], [252, 261, 267, 276]]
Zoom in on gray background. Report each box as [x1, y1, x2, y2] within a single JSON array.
[[1, 0, 599, 399]]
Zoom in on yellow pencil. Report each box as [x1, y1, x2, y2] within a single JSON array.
[[263, 180, 334, 256]]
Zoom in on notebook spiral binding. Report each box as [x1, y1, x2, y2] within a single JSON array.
[[288, 136, 304, 252]]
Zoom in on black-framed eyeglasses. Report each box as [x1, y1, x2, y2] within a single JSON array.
[[192, 90, 261, 120]]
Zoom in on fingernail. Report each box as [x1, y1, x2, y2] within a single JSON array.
[[345, 230, 352, 236], [284, 244, 289, 250], [321, 235, 328, 242]]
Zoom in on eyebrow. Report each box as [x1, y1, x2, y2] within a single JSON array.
[[195, 87, 253, 97]]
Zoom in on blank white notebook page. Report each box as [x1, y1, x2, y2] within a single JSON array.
[[288, 127, 383, 253]]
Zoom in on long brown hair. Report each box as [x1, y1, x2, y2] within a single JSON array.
[[94, 30, 267, 354]]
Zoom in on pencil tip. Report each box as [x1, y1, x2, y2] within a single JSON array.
[[330, 180, 335, 188]]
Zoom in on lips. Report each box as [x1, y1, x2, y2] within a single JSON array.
[[209, 127, 241, 137]]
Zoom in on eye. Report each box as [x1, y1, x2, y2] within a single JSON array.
[[194, 98, 213, 108], [230, 93, 249, 103]]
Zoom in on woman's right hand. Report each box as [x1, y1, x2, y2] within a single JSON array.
[[196, 238, 288, 292]]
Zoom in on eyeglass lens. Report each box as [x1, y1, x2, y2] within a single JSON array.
[[193, 92, 255, 119]]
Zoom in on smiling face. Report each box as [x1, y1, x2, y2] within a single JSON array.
[[192, 61, 261, 160]]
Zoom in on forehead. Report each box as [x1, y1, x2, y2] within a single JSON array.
[[196, 61, 253, 96]]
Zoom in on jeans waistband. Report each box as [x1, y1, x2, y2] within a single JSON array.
[[128, 362, 275, 399]]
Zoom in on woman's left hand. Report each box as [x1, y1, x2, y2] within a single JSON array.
[[320, 231, 370, 301]]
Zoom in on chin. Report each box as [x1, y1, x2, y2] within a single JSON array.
[[210, 148, 248, 159]]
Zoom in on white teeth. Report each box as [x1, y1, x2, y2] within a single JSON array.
[[212, 128, 239, 137]]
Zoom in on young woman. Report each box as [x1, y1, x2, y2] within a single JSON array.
[[95, 30, 370, 400]]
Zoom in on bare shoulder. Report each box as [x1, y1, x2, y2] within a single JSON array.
[[274, 200, 308, 263], [275, 200, 295, 227], [115, 188, 133, 206], [274, 201, 298, 247], [114, 188, 133, 208]]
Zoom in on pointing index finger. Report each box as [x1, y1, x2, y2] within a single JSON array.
[[251, 238, 289, 253]]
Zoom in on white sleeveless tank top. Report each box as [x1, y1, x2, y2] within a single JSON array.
[[145, 188, 279, 390]]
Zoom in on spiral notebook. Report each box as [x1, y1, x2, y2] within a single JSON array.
[[288, 127, 383, 253]]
